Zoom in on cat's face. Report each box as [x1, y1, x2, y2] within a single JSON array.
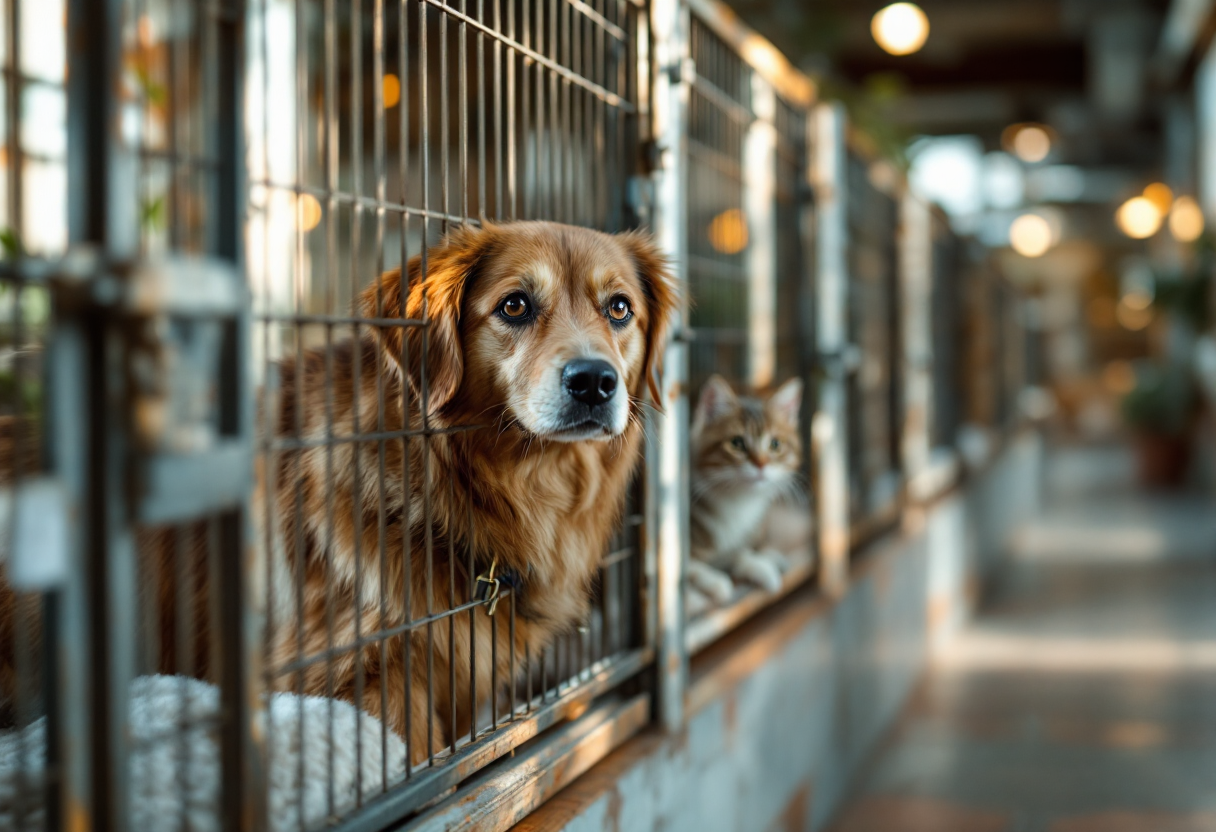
[[691, 375, 803, 496]]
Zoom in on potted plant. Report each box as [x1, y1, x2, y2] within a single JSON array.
[[1120, 362, 1196, 488]]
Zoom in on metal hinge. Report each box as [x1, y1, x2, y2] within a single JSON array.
[[817, 344, 863, 378], [664, 56, 696, 86], [627, 175, 655, 224], [117, 257, 252, 525]]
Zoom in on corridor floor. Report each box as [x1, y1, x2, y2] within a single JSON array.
[[828, 445, 1216, 832]]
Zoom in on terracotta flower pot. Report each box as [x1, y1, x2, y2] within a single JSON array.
[[1133, 432, 1191, 488]]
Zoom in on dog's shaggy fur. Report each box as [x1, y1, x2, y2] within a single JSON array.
[[0, 221, 678, 764]]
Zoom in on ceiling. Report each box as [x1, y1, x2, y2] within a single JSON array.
[[729, 0, 1184, 173]]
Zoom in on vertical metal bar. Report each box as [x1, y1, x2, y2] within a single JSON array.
[[504, 0, 515, 219], [446, 475, 456, 754], [322, 0, 339, 810], [351, 0, 368, 807], [65, 0, 138, 828], [811, 102, 849, 598], [507, 591, 515, 720], [466, 478, 476, 738], [745, 73, 776, 391], [476, 0, 486, 219], [900, 193, 932, 499], [546, 0, 556, 219], [648, 0, 688, 732], [398, 0, 416, 780], [208, 0, 263, 828], [372, 0, 390, 790], [176, 529, 193, 832], [5, 0, 22, 244], [440, 0, 450, 231], [292, 0, 309, 815], [419, 0, 437, 770], [45, 292, 90, 832], [67, 0, 136, 257]]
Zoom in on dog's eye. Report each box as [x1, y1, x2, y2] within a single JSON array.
[[730, 436, 747, 452], [607, 296, 633, 324], [498, 293, 532, 322], [769, 438, 781, 451]]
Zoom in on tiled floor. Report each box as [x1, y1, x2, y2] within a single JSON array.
[[829, 446, 1216, 832]]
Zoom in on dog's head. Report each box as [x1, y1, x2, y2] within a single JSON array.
[[362, 221, 679, 441]]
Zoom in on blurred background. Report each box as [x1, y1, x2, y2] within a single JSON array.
[[730, 0, 1216, 473]]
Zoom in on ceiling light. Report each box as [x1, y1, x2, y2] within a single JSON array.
[[1012, 126, 1051, 163], [871, 3, 930, 56], [1009, 213, 1053, 257], [1115, 197, 1162, 240], [1169, 196, 1204, 243]]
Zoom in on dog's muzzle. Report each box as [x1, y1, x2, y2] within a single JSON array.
[[557, 358, 619, 432]]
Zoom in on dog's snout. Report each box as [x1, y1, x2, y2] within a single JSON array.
[[562, 359, 618, 406]]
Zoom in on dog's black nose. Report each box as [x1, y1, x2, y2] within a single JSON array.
[[563, 359, 618, 406]]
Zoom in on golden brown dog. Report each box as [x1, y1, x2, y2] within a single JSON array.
[[0, 221, 678, 764]]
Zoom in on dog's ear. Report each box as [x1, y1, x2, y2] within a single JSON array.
[[359, 223, 495, 415], [618, 231, 681, 406]]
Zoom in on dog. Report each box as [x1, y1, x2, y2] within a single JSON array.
[[0, 221, 678, 766]]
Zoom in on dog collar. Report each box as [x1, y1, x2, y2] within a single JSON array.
[[474, 557, 525, 616]]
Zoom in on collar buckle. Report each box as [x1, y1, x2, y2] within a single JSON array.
[[475, 558, 503, 616]]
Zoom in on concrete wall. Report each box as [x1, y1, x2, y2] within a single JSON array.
[[514, 432, 1043, 832]]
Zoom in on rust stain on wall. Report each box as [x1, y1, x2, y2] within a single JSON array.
[[604, 786, 623, 832], [770, 782, 813, 832], [722, 692, 738, 749]]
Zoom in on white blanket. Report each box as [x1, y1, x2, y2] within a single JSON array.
[[0, 675, 407, 832]]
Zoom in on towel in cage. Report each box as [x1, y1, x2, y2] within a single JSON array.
[[0, 675, 407, 831]]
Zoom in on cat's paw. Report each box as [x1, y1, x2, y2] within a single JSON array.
[[757, 547, 791, 574], [732, 551, 783, 593], [686, 586, 714, 618], [688, 561, 736, 604]]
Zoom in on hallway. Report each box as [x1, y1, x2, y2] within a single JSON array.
[[829, 446, 1216, 832]]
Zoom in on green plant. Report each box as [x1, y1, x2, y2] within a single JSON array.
[[1152, 271, 1211, 330], [1121, 362, 1195, 436]]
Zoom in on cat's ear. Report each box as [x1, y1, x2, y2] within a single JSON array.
[[767, 377, 803, 425], [695, 375, 739, 426]]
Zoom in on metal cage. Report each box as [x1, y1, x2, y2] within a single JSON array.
[[680, 0, 818, 653], [247, 0, 654, 826], [0, 0, 67, 826], [928, 207, 963, 451], [844, 149, 902, 545], [0, 0, 1030, 829]]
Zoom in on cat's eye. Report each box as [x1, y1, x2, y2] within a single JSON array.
[[730, 436, 747, 452], [498, 292, 533, 323], [769, 438, 781, 451], [607, 295, 633, 324]]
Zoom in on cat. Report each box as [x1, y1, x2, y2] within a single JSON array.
[[687, 374, 805, 616]]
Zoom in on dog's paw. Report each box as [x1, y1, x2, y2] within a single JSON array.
[[733, 551, 783, 593], [688, 561, 736, 604]]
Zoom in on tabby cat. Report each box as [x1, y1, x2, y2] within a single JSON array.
[[688, 374, 805, 616]]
